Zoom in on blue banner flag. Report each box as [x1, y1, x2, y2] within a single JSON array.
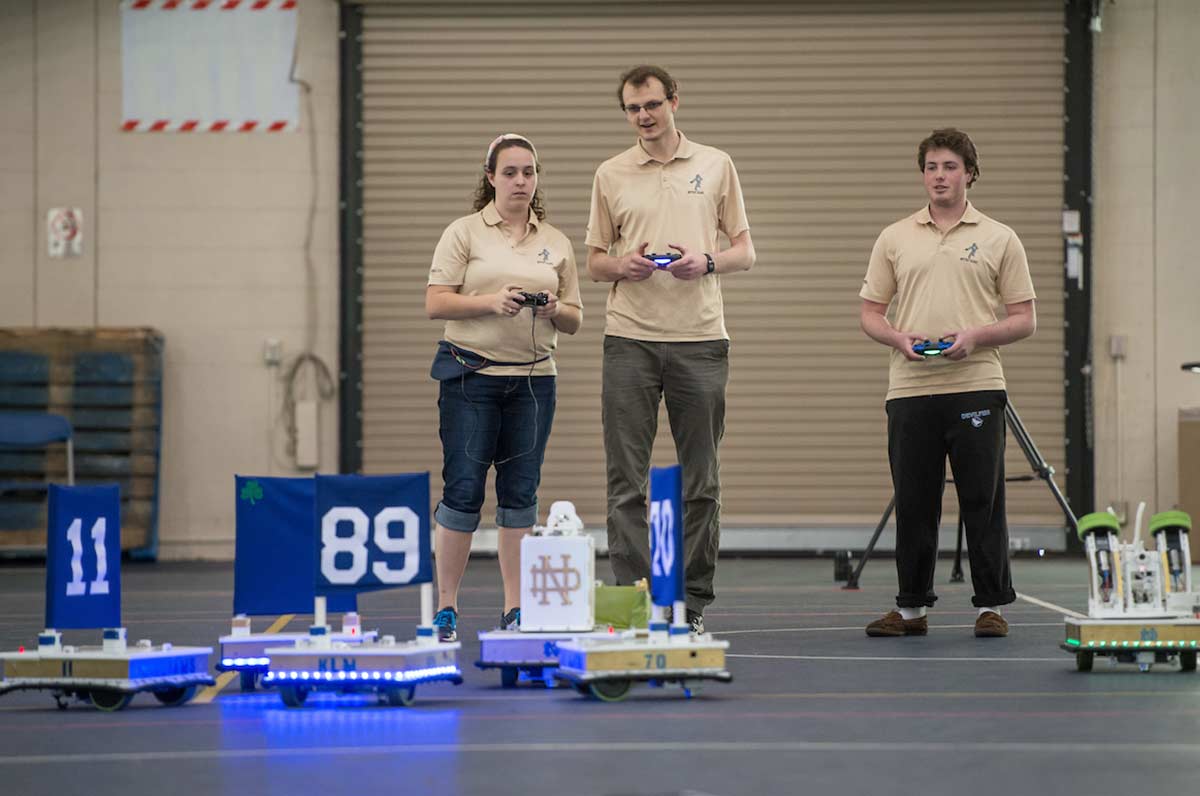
[[234, 476, 356, 616], [314, 473, 432, 596], [649, 464, 684, 607], [45, 484, 121, 630]]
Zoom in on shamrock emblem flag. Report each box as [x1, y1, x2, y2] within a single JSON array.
[[240, 480, 264, 505]]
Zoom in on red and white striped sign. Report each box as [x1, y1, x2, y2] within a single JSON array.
[[121, 0, 299, 133], [127, 1, 297, 13], [120, 119, 296, 133]]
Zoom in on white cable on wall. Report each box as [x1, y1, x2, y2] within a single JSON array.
[[277, 10, 335, 471], [1109, 333, 1127, 530]]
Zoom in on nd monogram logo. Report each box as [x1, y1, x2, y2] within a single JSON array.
[[529, 554, 582, 605]]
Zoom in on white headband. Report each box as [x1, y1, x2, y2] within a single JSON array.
[[485, 133, 538, 169]]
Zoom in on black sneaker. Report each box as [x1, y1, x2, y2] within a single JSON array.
[[432, 606, 458, 642], [501, 607, 520, 631], [686, 610, 705, 635]]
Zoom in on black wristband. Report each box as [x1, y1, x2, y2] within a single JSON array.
[[705, 253, 715, 274]]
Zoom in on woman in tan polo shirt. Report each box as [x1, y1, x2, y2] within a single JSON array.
[[425, 134, 583, 642]]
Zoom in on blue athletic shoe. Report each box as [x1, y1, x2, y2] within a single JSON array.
[[433, 606, 458, 642], [501, 607, 520, 631]]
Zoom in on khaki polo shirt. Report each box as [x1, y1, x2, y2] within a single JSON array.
[[586, 131, 750, 342], [428, 202, 582, 377], [860, 203, 1036, 400]]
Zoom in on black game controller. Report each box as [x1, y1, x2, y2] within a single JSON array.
[[647, 252, 681, 269], [913, 339, 954, 357], [518, 291, 549, 308]]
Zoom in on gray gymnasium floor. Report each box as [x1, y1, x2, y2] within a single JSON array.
[[1, 556, 1198, 796]]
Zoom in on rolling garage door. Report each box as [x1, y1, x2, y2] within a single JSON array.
[[353, 0, 1066, 544]]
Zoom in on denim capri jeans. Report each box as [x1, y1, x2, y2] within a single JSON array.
[[435, 372, 556, 532]]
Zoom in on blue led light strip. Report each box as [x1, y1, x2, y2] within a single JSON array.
[[263, 665, 460, 683]]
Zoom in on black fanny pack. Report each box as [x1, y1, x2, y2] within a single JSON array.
[[430, 340, 549, 381]]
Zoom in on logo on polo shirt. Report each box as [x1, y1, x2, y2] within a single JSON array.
[[961, 408, 991, 428], [688, 173, 704, 194], [538, 248, 552, 264], [961, 243, 979, 263]]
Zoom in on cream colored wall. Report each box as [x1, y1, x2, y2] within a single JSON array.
[[0, 3, 37, 326], [0, 0, 340, 558], [5, 0, 1197, 556], [1093, 0, 1200, 524]]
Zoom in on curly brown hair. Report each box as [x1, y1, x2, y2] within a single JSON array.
[[617, 65, 678, 109], [917, 128, 980, 187], [472, 138, 546, 220]]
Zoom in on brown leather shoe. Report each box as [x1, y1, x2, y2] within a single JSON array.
[[974, 611, 1009, 637], [865, 610, 928, 637]]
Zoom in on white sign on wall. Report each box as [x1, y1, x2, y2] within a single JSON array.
[[47, 208, 83, 258], [120, 0, 299, 133]]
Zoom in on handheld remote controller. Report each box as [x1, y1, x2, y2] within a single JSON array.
[[646, 252, 681, 269], [518, 291, 549, 308], [913, 340, 954, 357]]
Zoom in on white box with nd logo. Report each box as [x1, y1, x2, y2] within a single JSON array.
[[519, 502, 595, 632]]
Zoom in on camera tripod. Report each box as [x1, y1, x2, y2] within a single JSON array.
[[842, 401, 1079, 590]]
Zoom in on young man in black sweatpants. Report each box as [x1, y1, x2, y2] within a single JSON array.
[[858, 128, 1037, 638]]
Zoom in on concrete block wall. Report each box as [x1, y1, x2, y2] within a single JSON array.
[[1092, 0, 1200, 523], [2, 0, 1197, 556], [0, 0, 340, 558]]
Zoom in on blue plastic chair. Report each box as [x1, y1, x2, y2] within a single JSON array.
[[0, 411, 74, 492]]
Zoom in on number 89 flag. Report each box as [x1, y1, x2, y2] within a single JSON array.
[[649, 464, 684, 608], [314, 473, 432, 595], [46, 484, 122, 630]]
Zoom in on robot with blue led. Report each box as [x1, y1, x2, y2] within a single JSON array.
[[218, 476, 377, 690], [553, 465, 732, 701], [1065, 504, 1199, 672], [0, 485, 213, 710], [263, 473, 463, 707]]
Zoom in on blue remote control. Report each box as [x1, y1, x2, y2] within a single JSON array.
[[647, 252, 681, 269], [913, 340, 954, 356]]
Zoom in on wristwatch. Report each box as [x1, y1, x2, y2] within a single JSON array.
[[704, 253, 715, 274]]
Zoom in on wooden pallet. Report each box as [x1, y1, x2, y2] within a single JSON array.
[[0, 328, 163, 557]]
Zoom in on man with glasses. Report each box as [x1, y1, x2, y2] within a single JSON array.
[[586, 65, 756, 634]]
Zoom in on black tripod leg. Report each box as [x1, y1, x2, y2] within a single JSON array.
[[848, 401, 1077, 593], [843, 495, 895, 591], [1005, 402, 1080, 535], [950, 514, 965, 583]]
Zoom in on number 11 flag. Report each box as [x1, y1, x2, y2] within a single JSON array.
[[46, 484, 122, 630]]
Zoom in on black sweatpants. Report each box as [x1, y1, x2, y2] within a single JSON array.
[[886, 389, 1016, 609]]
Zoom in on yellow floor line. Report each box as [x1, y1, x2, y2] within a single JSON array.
[[193, 614, 295, 704], [193, 671, 238, 704]]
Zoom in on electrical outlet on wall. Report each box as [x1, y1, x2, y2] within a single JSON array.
[[264, 338, 282, 368], [1108, 334, 1127, 360]]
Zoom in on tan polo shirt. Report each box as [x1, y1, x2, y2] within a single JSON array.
[[859, 202, 1036, 400], [586, 131, 750, 342], [428, 201, 582, 377]]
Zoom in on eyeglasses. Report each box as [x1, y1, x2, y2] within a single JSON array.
[[622, 97, 671, 115]]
